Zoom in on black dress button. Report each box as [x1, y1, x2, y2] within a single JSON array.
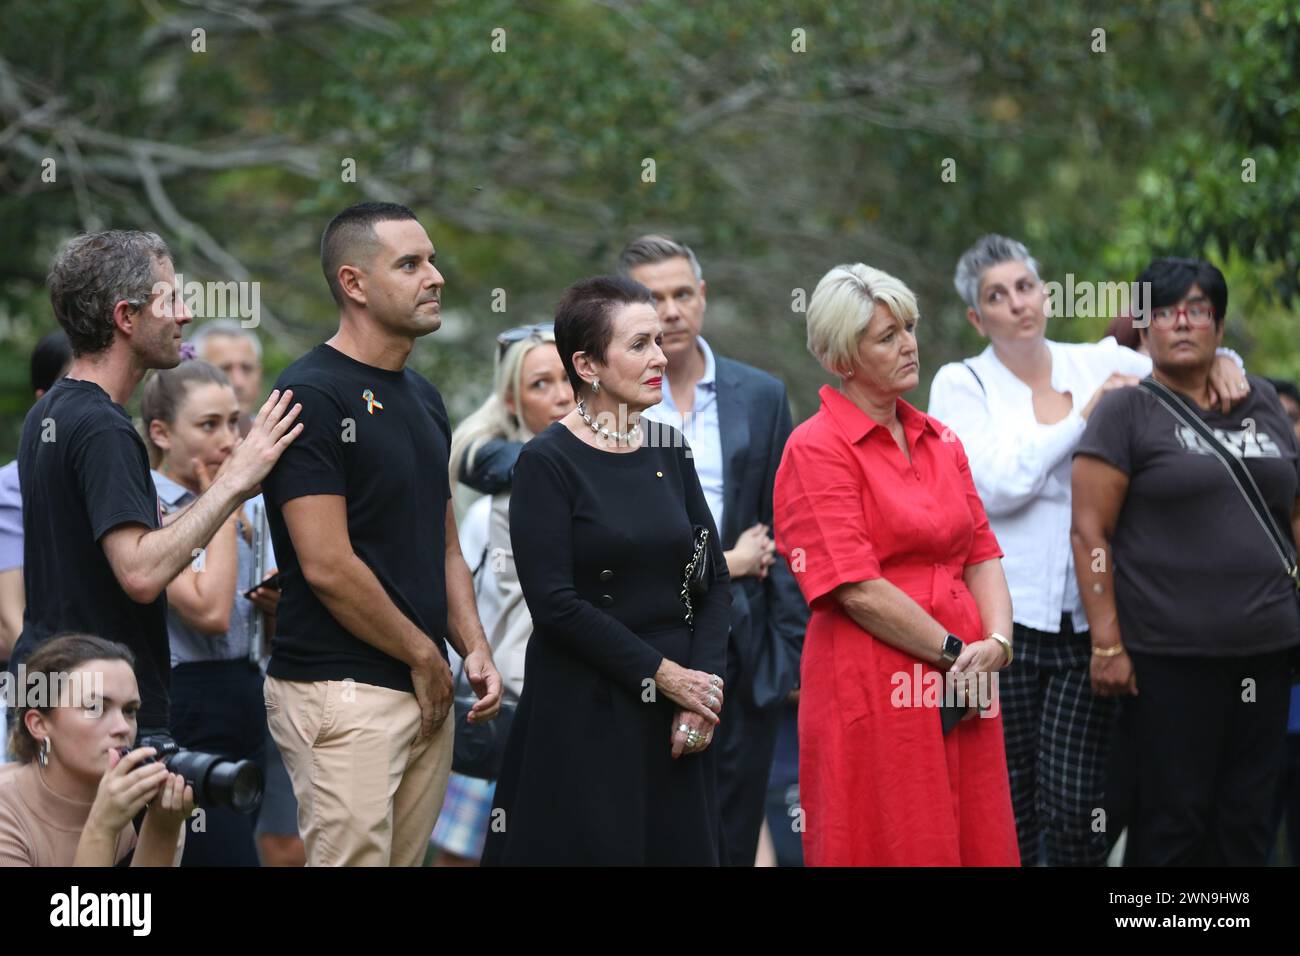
[[599, 569, 614, 582], [599, 594, 614, 607]]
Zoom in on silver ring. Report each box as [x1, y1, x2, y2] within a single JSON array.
[[709, 674, 722, 687]]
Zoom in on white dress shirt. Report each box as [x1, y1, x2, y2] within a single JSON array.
[[927, 337, 1153, 633], [641, 336, 726, 535]]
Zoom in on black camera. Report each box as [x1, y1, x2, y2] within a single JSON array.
[[119, 734, 263, 814]]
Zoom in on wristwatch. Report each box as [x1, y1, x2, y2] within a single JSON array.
[[938, 633, 963, 665]]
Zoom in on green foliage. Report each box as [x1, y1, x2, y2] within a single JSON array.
[[1, 0, 1296, 455]]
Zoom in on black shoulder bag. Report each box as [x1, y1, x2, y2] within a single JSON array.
[[1139, 378, 1300, 680], [680, 525, 712, 626]]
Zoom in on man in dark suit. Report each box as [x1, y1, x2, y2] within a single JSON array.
[[621, 235, 808, 866]]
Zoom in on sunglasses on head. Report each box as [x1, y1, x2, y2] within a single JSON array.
[[496, 322, 554, 360]]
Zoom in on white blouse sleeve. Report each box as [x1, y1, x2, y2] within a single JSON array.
[[928, 362, 1086, 518]]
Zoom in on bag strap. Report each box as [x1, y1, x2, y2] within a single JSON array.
[[962, 361, 986, 396], [1138, 378, 1299, 587]]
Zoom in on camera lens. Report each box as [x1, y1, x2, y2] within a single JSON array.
[[166, 750, 264, 814]]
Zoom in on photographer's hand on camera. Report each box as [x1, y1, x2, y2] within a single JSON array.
[[76, 747, 192, 866]]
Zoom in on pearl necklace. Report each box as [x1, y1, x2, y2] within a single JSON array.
[[577, 399, 641, 444]]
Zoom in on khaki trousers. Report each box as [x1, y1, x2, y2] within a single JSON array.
[[265, 676, 454, 866]]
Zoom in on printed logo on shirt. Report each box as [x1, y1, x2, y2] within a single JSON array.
[[361, 388, 384, 415], [1174, 424, 1282, 459]]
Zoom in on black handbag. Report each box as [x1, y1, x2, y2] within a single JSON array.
[[451, 661, 517, 780], [680, 524, 712, 625], [1139, 379, 1300, 681]]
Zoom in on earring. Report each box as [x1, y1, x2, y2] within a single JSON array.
[[591, 379, 601, 394], [38, 736, 51, 767]]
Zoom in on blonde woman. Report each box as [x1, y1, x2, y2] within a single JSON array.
[[773, 263, 1018, 866], [432, 324, 574, 865]]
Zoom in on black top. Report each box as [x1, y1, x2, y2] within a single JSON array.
[[13, 379, 169, 728], [510, 421, 731, 685], [1075, 375, 1300, 656], [459, 437, 522, 495], [262, 345, 452, 692], [483, 421, 731, 865]]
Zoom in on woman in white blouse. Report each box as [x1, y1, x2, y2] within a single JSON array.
[[927, 234, 1247, 866]]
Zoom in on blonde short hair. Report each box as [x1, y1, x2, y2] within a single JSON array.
[[805, 263, 919, 378]]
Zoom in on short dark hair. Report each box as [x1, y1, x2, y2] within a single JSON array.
[[617, 234, 704, 282], [320, 202, 419, 307], [1135, 257, 1228, 328], [8, 633, 136, 764], [31, 330, 72, 394], [47, 231, 172, 357], [554, 276, 654, 398]]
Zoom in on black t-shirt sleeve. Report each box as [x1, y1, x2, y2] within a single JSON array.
[[1074, 388, 1136, 475], [508, 445, 665, 688], [263, 384, 347, 506], [73, 426, 158, 541], [423, 383, 453, 501]]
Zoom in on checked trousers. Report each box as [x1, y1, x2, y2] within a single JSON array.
[[1000, 614, 1117, 866]]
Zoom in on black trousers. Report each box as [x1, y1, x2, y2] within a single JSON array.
[[170, 659, 267, 867], [715, 642, 784, 867], [1122, 649, 1291, 867]]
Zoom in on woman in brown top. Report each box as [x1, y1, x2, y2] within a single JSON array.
[[0, 634, 193, 866]]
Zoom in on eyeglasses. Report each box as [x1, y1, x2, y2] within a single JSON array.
[[496, 322, 553, 360], [1149, 302, 1216, 329]]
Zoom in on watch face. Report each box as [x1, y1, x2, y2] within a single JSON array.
[[943, 635, 963, 660]]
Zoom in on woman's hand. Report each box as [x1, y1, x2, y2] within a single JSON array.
[[1081, 373, 1142, 421], [86, 747, 173, 836], [726, 523, 775, 580], [144, 769, 195, 831], [1091, 648, 1138, 697], [1207, 354, 1249, 413], [950, 638, 1007, 674], [670, 708, 714, 759], [654, 660, 723, 725], [247, 566, 281, 617]]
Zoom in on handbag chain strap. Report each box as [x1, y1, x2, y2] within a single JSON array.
[[680, 526, 709, 625]]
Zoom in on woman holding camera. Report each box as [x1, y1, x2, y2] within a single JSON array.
[[0, 633, 193, 866], [142, 360, 278, 865]]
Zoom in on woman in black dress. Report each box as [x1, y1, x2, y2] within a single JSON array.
[[482, 276, 731, 865]]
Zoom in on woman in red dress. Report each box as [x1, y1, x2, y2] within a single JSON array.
[[774, 263, 1020, 866]]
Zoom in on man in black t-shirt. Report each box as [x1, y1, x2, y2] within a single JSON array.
[[262, 202, 502, 867], [12, 230, 303, 732]]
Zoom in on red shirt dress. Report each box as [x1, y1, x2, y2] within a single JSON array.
[[774, 386, 1020, 866]]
